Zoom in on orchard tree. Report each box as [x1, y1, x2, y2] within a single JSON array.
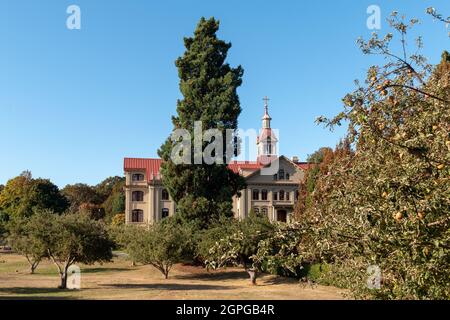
[[205, 214, 274, 285], [7, 212, 52, 273], [158, 17, 246, 228], [120, 218, 192, 279], [41, 212, 113, 289], [306, 12, 450, 299]]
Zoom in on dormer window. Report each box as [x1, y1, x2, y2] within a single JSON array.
[[278, 169, 285, 180], [132, 173, 145, 181]]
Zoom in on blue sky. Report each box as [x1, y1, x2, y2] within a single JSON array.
[[1, 0, 449, 187]]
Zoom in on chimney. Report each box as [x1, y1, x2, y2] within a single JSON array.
[[291, 156, 299, 163]]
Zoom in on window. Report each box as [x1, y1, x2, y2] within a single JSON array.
[[131, 209, 144, 222], [132, 191, 144, 202], [132, 173, 145, 181], [278, 169, 285, 180], [252, 189, 259, 200], [286, 191, 290, 201], [161, 208, 169, 219], [253, 207, 260, 215], [286, 173, 290, 180], [273, 192, 278, 201], [162, 189, 169, 200], [273, 173, 278, 181], [261, 189, 268, 201], [279, 190, 285, 201], [295, 190, 299, 200]]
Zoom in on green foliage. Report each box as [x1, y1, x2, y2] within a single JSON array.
[[113, 218, 193, 279], [0, 173, 68, 218], [306, 147, 333, 164], [62, 183, 102, 212], [195, 216, 236, 262], [205, 214, 274, 284], [110, 213, 125, 227], [308, 13, 450, 299], [6, 211, 53, 273], [30, 211, 113, 289], [62, 177, 125, 223], [158, 17, 246, 228]]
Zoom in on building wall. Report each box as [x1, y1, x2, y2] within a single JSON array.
[[124, 157, 304, 225], [124, 171, 176, 225]]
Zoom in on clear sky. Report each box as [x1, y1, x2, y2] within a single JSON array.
[[1, 0, 449, 187]]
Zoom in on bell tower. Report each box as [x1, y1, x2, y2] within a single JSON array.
[[257, 97, 278, 164]]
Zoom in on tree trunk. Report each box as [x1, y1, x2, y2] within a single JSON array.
[[30, 261, 39, 274], [59, 271, 68, 289], [59, 264, 71, 289], [246, 269, 257, 285]]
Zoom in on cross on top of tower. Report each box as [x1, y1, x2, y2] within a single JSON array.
[[263, 96, 270, 114]]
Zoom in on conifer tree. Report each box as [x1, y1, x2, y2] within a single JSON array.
[[158, 17, 246, 228]]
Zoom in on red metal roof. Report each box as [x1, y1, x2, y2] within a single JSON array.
[[124, 158, 162, 182], [124, 157, 312, 181], [228, 161, 262, 173]]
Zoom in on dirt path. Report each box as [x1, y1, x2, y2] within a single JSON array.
[[0, 253, 347, 300]]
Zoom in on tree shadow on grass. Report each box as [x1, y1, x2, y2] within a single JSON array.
[[0, 286, 78, 299], [174, 270, 248, 282], [103, 283, 236, 291], [81, 267, 130, 274]]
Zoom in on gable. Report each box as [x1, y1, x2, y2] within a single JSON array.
[[245, 156, 305, 184]]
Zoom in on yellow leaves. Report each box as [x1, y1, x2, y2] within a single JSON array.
[[382, 191, 388, 198], [437, 164, 445, 170]]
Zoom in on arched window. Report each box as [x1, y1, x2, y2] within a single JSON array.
[[273, 192, 278, 201], [132, 191, 144, 202], [266, 137, 272, 154], [286, 173, 290, 180], [161, 208, 169, 219], [252, 189, 259, 200], [279, 190, 285, 201], [162, 189, 169, 200], [253, 207, 260, 215], [131, 209, 144, 222], [132, 173, 145, 181], [278, 169, 285, 180], [286, 191, 290, 201], [261, 189, 268, 201]]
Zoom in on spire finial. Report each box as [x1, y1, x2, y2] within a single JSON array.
[[263, 96, 270, 114]]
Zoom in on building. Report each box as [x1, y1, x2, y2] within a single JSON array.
[[123, 99, 310, 225]]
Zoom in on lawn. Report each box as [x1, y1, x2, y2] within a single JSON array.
[[0, 252, 346, 300]]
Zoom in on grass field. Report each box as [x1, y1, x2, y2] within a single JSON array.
[[0, 252, 346, 300]]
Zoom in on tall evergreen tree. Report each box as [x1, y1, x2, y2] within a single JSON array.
[[158, 17, 246, 228]]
